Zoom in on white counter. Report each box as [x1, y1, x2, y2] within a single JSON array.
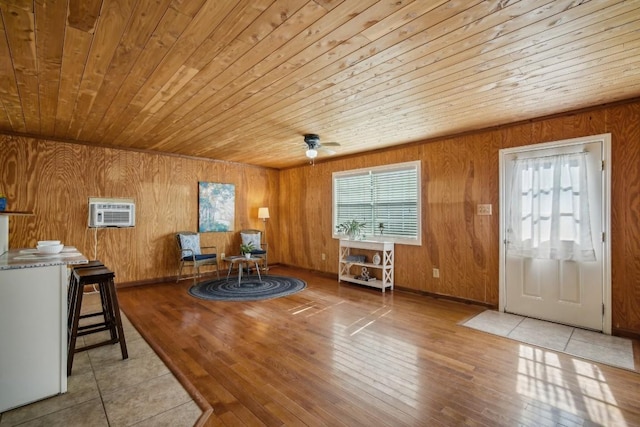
[[0, 247, 88, 412]]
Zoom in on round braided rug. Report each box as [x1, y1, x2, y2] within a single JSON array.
[[188, 275, 306, 301]]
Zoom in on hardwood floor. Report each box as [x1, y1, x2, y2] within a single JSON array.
[[117, 266, 640, 426]]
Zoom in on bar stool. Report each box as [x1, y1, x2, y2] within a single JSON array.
[[67, 266, 128, 376], [67, 260, 104, 311]]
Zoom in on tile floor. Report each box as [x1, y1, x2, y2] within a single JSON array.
[[0, 293, 203, 427], [462, 310, 636, 371]]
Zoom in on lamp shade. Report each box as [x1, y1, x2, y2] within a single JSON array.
[[306, 148, 318, 159], [258, 207, 270, 219]]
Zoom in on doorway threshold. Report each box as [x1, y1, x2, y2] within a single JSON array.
[[461, 310, 636, 372]]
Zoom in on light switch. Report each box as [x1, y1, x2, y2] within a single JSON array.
[[477, 204, 492, 215]]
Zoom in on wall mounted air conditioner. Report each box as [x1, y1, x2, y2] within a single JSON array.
[[88, 198, 135, 228]]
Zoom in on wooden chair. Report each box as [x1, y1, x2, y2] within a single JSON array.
[[240, 229, 268, 270], [176, 231, 220, 284]]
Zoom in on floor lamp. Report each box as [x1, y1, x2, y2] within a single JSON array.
[[258, 207, 269, 270]]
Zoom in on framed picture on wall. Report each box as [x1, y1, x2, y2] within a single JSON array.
[[198, 182, 235, 232]]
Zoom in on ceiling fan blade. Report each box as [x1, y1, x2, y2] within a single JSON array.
[[322, 142, 340, 147], [320, 147, 336, 155]]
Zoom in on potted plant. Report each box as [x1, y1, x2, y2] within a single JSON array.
[[336, 219, 366, 240], [240, 242, 255, 259]]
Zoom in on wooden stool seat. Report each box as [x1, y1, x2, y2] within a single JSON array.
[[67, 265, 128, 376]]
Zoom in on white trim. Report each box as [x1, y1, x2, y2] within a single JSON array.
[[499, 134, 612, 334]]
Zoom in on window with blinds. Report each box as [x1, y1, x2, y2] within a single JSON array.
[[333, 161, 421, 245]]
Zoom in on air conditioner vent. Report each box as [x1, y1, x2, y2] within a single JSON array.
[[88, 198, 135, 228]]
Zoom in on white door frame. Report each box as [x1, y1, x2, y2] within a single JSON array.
[[498, 133, 612, 334]]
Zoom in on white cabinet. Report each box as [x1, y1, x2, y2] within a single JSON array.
[[338, 240, 394, 292], [0, 265, 68, 412]]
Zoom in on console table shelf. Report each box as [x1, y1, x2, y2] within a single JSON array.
[[338, 239, 394, 292]]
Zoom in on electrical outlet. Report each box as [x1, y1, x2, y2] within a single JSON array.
[[220, 252, 225, 260], [321, 253, 326, 261], [477, 204, 492, 215], [433, 268, 440, 278]]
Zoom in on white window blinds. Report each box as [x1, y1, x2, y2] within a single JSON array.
[[334, 161, 420, 243]]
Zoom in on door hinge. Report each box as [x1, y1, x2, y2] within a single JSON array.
[[603, 304, 605, 315], [602, 160, 605, 171], [602, 232, 605, 242]]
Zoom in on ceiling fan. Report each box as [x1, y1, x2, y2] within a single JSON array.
[[303, 134, 340, 160]]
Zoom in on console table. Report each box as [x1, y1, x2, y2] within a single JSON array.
[[338, 240, 394, 292]]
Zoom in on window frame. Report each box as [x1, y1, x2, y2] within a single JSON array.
[[332, 160, 421, 246]]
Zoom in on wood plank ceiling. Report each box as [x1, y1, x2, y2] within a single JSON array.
[[1, 0, 639, 169]]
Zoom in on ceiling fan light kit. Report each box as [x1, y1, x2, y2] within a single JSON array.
[[303, 133, 340, 162]]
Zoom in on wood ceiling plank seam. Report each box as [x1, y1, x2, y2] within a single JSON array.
[[65, 0, 138, 139], [359, 0, 451, 42], [138, 0, 418, 151], [123, 0, 338, 149], [109, 0, 301, 146], [1, 3, 39, 134], [410, 81, 640, 140], [276, 39, 637, 141], [154, 31, 386, 148], [162, 0, 485, 148], [83, 6, 194, 141], [234, 0, 620, 134], [92, 0, 241, 143], [319, 74, 640, 144], [76, 0, 176, 141], [0, 10, 26, 131], [318, 31, 635, 130], [258, 0, 596, 128], [184, 0, 536, 145], [190, 0, 545, 143], [53, 26, 92, 138], [211, 0, 640, 145], [99, 0, 292, 144], [294, 79, 637, 148], [511, 33, 640, 86], [87, 0, 273, 143], [142, 0, 420, 150], [34, 0, 67, 136]]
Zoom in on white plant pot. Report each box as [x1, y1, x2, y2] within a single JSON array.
[[245, 252, 251, 259]]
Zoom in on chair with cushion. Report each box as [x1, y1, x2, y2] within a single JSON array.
[[176, 231, 220, 284], [240, 229, 267, 270]]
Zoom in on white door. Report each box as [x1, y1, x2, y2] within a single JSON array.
[[500, 136, 609, 332]]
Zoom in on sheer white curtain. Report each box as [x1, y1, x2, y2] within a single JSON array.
[[507, 152, 596, 261]]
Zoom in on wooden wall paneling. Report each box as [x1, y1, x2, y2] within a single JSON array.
[[420, 143, 438, 293], [100, 148, 143, 281], [608, 106, 626, 332], [0, 136, 38, 245], [424, 139, 450, 295], [440, 137, 466, 298], [484, 131, 502, 305], [277, 169, 293, 266], [137, 152, 168, 281], [464, 133, 493, 303], [53, 141, 104, 259], [608, 103, 640, 333]]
